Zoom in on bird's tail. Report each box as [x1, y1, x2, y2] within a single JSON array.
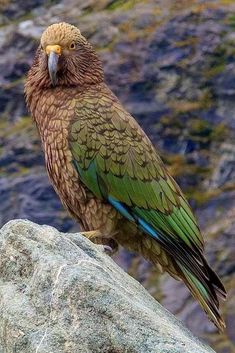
[[177, 261, 226, 331]]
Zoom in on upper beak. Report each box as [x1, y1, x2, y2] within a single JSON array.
[[46, 45, 62, 86]]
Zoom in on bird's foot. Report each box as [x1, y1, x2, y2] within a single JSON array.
[[97, 244, 113, 255], [94, 238, 119, 256], [80, 230, 119, 256], [97, 242, 118, 256], [102, 238, 119, 255], [80, 230, 102, 240]]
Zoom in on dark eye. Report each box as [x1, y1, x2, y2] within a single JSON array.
[[70, 42, 76, 50]]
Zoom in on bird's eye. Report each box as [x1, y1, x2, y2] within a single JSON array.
[[70, 42, 76, 50]]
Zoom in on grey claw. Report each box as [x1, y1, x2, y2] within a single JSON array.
[[103, 245, 113, 255]]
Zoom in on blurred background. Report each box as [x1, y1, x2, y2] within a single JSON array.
[[0, 0, 235, 351]]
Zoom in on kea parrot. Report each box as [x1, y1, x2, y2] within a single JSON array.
[[25, 22, 226, 330]]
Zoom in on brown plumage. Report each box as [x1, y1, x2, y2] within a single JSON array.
[[25, 22, 226, 330]]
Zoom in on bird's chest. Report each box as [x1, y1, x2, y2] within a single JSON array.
[[35, 91, 87, 206], [44, 118, 85, 207]]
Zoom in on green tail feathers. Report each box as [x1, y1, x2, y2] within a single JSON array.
[[178, 263, 226, 331]]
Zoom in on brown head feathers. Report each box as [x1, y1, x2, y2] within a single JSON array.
[[41, 23, 83, 49], [25, 22, 104, 100]]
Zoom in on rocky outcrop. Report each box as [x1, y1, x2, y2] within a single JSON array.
[[0, 220, 215, 353]]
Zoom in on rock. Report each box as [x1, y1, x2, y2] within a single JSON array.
[[0, 219, 215, 353], [0, 175, 74, 232], [210, 143, 235, 188]]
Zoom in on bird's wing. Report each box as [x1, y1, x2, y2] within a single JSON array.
[[69, 90, 203, 251], [69, 89, 226, 330]]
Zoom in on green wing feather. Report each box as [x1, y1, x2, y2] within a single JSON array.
[[69, 87, 226, 330], [70, 91, 203, 247]]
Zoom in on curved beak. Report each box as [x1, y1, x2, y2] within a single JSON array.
[[46, 45, 62, 86]]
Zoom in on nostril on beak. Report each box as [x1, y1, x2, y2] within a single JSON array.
[[46, 44, 62, 56]]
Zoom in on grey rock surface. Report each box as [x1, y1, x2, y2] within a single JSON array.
[[0, 219, 215, 353]]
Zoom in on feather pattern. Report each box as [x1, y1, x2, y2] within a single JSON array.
[[69, 85, 226, 330]]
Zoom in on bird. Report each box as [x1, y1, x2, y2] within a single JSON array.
[[25, 22, 226, 330]]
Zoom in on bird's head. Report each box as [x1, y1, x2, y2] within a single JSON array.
[[31, 22, 104, 88]]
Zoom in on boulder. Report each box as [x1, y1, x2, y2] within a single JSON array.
[[0, 220, 215, 353]]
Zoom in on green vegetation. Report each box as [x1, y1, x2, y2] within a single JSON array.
[[188, 120, 228, 143], [205, 62, 226, 78], [186, 188, 221, 206], [205, 45, 227, 78], [106, 0, 139, 11], [168, 91, 212, 114], [0, 116, 35, 138], [227, 13, 235, 28], [0, 115, 39, 176], [175, 36, 198, 48]]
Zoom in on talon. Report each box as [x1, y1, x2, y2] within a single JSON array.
[[103, 245, 113, 255]]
